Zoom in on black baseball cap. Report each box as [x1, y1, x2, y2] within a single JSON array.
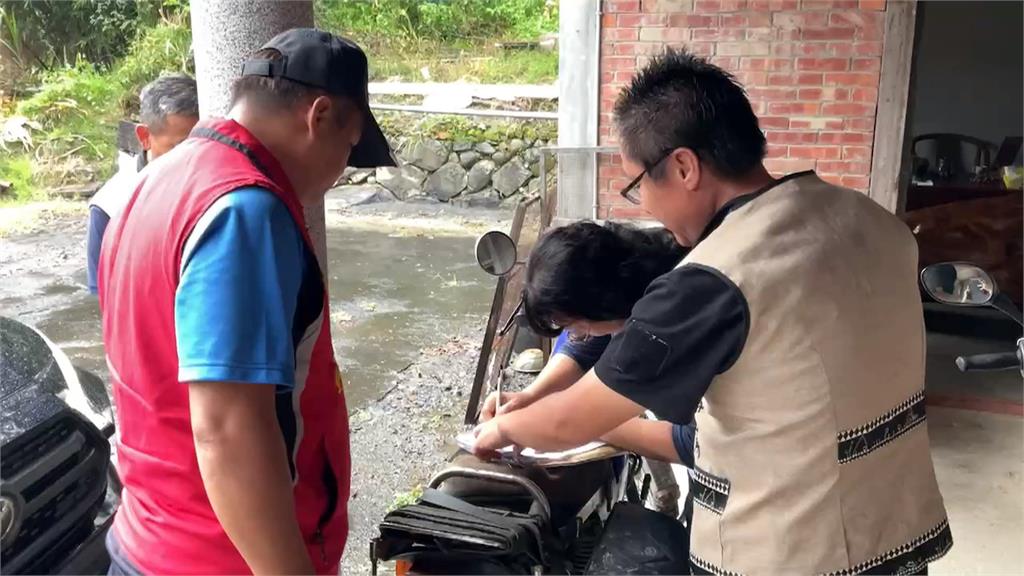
[[240, 28, 396, 168]]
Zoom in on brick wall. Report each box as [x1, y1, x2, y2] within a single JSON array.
[[597, 0, 886, 219]]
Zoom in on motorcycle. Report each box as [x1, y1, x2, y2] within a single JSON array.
[[919, 261, 1024, 375], [370, 211, 689, 575], [0, 316, 119, 575]]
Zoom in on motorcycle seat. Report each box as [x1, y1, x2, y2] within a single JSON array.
[[438, 451, 617, 528]]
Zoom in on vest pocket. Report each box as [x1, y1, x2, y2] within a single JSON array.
[[690, 466, 731, 516]]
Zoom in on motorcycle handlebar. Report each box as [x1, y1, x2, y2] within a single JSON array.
[[955, 352, 1021, 372]]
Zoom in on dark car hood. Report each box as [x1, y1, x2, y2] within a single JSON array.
[[0, 317, 68, 400], [0, 317, 113, 436]]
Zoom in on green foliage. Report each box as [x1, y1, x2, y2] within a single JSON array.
[[387, 484, 424, 512], [16, 60, 119, 129], [370, 47, 557, 83], [315, 0, 558, 83], [114, 15, 194, 114], [5, 0, 555, 201], [11, 15, 193, 187], [0, 154, 36, 200], [377, 112, 557, 143], [0, 5, 27, 71], [316, 0, 556, 46], [0, 0, 169, 70], [15, 60, 118, 164]]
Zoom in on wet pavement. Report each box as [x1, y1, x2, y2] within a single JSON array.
[[325, 225, 494, 407], [0, 206, 499, 411], [1, 202, 511, 573]]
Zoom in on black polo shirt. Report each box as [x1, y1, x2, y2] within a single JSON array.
[[594, 172, 812, 424]]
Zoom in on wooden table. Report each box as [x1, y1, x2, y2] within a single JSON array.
[[906, 181, 1015, 211]]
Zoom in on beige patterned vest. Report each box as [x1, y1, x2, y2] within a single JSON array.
[[682, 174, 951, 575]]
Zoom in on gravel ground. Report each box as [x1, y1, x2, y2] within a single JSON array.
[[343, 331, 483, 574]]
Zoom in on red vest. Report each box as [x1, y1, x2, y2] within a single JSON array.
[[99, 119, 350, 574]]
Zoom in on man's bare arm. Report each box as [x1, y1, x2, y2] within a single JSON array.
[[490, 369, 646, 452], [601, 418, 681, 464], [481, 353, 586, 420], [189, 381, 314, 575], [523, 353, 586, 397]]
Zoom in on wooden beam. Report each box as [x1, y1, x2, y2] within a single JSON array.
[[869, 0, 918, 214], [464, 198, 536, 424]]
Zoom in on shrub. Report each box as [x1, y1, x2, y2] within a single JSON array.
[[12, 15, 192, 175], [0, 154, 35, 200], [0, 0, 166, 71], [113, 15, 194, 115], [16, 60, 118, 129], [315, 0, 557, 47]]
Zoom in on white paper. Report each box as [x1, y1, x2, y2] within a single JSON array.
[[456, 430, 607, 464]]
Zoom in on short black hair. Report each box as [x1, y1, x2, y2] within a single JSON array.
[[230, 48, 352, 124], [523, 221, 686, 338], [231, 48, 323, 108], [613, 47, 766, 179]]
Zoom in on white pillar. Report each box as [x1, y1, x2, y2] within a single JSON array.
[[556, 0, 601, 221], [190, 0, 329, 271]]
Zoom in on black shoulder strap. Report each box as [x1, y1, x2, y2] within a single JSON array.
[[190, 126, 271, 178]]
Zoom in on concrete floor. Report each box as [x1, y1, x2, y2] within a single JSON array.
[[926, 330, 1024, 575], [929, 407, 1023, 574]]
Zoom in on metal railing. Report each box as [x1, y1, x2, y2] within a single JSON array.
[[369, 81, 557, 121], [370, 103, 556, 120]]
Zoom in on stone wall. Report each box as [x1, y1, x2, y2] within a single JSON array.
[[338, 136, 554, 209]]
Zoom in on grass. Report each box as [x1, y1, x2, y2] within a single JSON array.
[[369, 42, 557, 84], [314, 0, 558, 83], [314, 0, 558, 48], [376, 112, 557, 144], [0, 155, 34, 201], [387, 484, 425, 512]]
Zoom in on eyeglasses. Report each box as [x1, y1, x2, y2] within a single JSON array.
[[617, 148, 684, 205], [618, 171, 646, 206]]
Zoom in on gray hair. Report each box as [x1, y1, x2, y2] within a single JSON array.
[[139, 74, 199, 132]]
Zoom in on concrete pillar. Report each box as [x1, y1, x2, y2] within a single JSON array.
[[556, 0, 601, 221], [190, 0, 329, 272]]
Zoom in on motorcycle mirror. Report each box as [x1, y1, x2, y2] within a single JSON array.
[[475, 230, 517, 276], [920, 262, 998, 307]]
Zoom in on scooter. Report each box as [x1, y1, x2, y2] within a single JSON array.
[[370, 221, 689, 575], [920, 261, 1024, 375]]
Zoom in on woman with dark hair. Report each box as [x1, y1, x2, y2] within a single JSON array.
[[480, 221, 695, 467], [522, 221, 685, 340]]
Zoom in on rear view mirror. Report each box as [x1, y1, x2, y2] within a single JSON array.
[[921, 262, 997, 306], [475, 230, 517, 276]]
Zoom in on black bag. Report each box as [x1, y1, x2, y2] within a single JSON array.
[[372, 488, 547, 575], [584, 502, 690, 575]]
